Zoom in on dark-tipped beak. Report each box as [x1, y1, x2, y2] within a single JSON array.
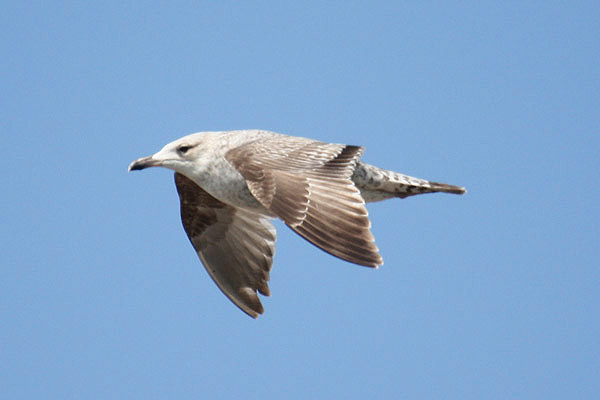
[[128, 156, 161, 172]]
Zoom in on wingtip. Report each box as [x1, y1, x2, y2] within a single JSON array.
[[370, 253, 383, 269], [241, 305, 263, 319], [354, 253, 383, 268], [237, 287, 265, 319]]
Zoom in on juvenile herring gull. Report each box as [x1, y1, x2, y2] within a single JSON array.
[[128, 130, 465, 318]]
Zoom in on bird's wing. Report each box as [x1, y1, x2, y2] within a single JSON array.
[[174, 173, 276, 318], [225, 137, 382, 267]]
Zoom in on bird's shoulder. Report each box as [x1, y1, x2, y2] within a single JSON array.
[[225, 131, 364, 174]]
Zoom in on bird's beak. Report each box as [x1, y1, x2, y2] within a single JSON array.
[[128, 156, 161, 171]]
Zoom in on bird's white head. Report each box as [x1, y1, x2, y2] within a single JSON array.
[[128, 133, 210, 175]]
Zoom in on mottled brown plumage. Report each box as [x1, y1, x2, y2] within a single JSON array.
[[226, 138, 381, 267], [128, 130, 466, 318], [175, 173, 275, 318]]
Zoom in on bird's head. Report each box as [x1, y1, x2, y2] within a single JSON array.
[[128, 133, 206, 175]]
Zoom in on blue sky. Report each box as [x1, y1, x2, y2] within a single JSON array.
[[2, 1, 598, 399]]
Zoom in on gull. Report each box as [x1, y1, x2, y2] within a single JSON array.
[[128, 130, 465, 318]]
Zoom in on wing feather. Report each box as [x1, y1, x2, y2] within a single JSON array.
[[226, 136, 382, 267], [175, 173, 276, 318]]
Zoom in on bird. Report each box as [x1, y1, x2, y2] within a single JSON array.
[[128, 130, 465, 318]]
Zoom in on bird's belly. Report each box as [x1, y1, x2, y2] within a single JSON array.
[[192, 160, 268, 213]]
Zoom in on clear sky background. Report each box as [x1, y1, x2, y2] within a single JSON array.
[[2, 2, 598, 399]]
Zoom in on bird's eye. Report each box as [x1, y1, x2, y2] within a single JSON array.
[[178, 145, 192, 154]]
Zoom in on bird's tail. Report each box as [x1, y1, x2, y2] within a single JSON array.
[[420, 180, 467, 196], [352, 162, 466, 203]]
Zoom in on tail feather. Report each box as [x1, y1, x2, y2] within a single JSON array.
[[352, 162, 466, 203], [423, 181, 467, 196]]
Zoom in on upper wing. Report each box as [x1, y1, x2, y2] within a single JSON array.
[[225, 136, 382, 268], [174, 173, 276, 318]]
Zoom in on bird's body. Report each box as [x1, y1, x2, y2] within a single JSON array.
[[164, 130, 266, 211], [129, 130, 465, 317]]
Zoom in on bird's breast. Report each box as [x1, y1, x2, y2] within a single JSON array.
[[189, 156, 267, 212]]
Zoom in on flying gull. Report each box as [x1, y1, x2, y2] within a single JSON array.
[[128, 130, 465, 318]]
